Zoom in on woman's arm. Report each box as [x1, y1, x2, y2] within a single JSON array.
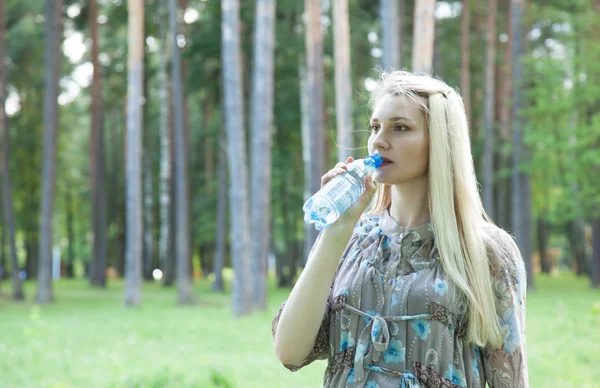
[[273, 219, 356, 367]]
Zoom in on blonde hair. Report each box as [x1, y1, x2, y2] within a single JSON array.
[[366, 71, 519, 348]]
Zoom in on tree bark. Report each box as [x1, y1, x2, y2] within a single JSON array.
[[333, 0, 353, 163], [65, 189, 74, 278], [536, 217, 551, 273], [124, 0, 144, 306], [89, 0, 107, 288], [460, 0, 472, 127], [412, 0, 436, 74], [483, 0, 497, 219], [169, 0, 194, 304], [222, 0, 252, 316], [143, 153, 154, 281], [249, 0, 276, 310], [212, 129, 227, 292], [157, 0, 171, 287], [304, 0, 326, 264], [0, 0, 24, 299], [37, 0, 62, 303], [510, 0, 533, 290], [379, 0, 402, 71]]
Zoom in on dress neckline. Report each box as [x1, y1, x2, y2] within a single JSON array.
[[377, 207, 434, 242]]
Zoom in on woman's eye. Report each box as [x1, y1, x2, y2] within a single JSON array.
[[395, 125, 407, 131], [370, 125, 379, 132]]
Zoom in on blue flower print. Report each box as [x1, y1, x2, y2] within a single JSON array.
[[346, 368, 355, 385], [411, 320, 432, 340], [382, 339, 406, 364], [362, 310, 379, 325], [499, 308, 520, 355], [434, 279, 449, 296], [391, 293, 398, 308], [340, 330, 355, 351], [382, 237, 391, 250], [472, 357, 480, 377], [444, 364, 467, 387], [365, 380, 380, 388]]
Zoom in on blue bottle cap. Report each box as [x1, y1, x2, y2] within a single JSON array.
[[364, 153, 383, 169]]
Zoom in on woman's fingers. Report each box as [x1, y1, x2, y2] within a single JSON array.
[[321, 159, 353, 188]]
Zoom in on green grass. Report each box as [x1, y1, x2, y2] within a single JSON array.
[[0, 272, 598, 387]]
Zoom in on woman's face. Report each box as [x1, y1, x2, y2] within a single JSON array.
[[367, 93, 429, 185]]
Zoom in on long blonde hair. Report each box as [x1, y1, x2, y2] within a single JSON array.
[[366, 71, 518, 348]]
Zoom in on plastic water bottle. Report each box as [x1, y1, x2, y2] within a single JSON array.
[[303, 154, 383, 230]]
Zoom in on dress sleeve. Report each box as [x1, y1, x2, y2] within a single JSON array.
[[482, 235, 529, 388], [271, 225, 362, 372]]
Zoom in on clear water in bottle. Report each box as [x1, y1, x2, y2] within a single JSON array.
[[303, 154, 382, 230]]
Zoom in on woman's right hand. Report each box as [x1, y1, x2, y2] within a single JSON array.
[[320, 157, 377, 226]]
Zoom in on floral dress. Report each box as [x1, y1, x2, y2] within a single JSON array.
[[272, 208, 528, 388]]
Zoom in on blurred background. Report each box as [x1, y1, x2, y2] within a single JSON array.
[[0, 0, 599, 387]]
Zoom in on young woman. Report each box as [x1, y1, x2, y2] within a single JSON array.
[[272, 71, 528, 388]]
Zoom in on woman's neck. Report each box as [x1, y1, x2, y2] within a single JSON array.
[[388, 176, 430, 229]]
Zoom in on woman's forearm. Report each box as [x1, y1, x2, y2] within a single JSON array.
[[273, 220, 356, 366]]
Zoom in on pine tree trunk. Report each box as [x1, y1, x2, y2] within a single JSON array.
[[143, 154, 154, 281], [169, 0, 194, 304], [412, 0, 436, 73], [333, 0, 353, 162], [299, 57, 315, 270], [89, 0, 107, 288], [0, 0, 24, 299], [212, 129, 227, 292], [537, 217, 551, 273], [482, 0, 496, 219], [37, 0, 62, 303], [65, 189, 74, 278], [379, 0, 402, 71], [510, 0, 533, 290], [249, 0, 275, 310], [304, 0, 326, 264], [461, 0, 472, 127], [124, 0, 144, 306], [157, 0, 171, 286], [222, 0, 252, 316]]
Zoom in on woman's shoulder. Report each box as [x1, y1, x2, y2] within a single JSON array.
[[481, 222, 527, 289]]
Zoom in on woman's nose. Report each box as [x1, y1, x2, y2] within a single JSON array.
[[371, 130, 390, 150]]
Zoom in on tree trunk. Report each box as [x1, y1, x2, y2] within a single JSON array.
[[298, 57, 315, 268], [212, 129, 227, 292], [510, 0, 533, 290], [157, 0, 171, 286], [567, 220, 589, 276], [304, 0, 326, 263], [379, 0, 402, 71], [333, 0, 353, 163], [496, 1, 513, 231], [37, 0, 62, 303], [482, 0, 496, 219], [89, 0, 107, 288], [222, 0, 252, 316], [124, 0, 144, 306], [143, 153, 154, 281], [412, 0, 436, 74], [536, 217, 551, 273], [460, 0, 472, 127], [0, 0, 24, 299], [163, 81, 176, 287], [249, 0, 275, 310], [169, 0, 194, 304], [65, 189, 74, 278]]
